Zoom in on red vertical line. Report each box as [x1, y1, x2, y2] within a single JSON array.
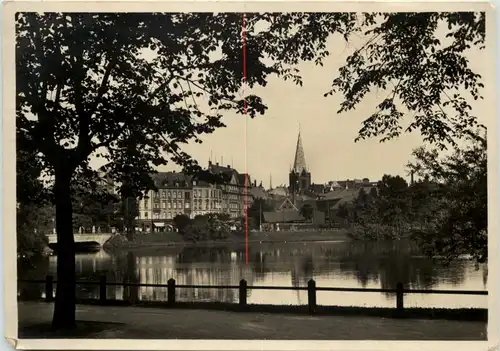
[[242, 13, 249, 265]]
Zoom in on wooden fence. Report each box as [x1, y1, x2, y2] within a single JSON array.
[[19, 276, 488, 314]]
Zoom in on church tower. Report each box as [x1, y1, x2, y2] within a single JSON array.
[[289, 129, 311, 196]]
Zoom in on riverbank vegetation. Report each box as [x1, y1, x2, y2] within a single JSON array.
[[103, 227, 351, 251], [339, 131, 487, 266]]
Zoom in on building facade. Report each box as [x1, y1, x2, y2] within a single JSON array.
[[136, 165, 254, 230], [208, 162, 252, 219], [191, 180, 223, 217], [137, 172, 193, 231]]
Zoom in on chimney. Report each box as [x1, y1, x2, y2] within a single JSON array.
[[208, 160, 212, 166], [216, 162, 219, 166], [227, 165, 231, 169]]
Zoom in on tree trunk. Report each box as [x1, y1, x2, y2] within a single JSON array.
[[52, 170, 76, 329]]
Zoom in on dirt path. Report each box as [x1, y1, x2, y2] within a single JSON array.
[[18, 302, 486, 340]]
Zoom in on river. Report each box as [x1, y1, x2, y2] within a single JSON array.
[[18, 240, 488, 309]]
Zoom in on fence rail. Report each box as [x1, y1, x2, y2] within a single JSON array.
[[18, 276, 488, 314]]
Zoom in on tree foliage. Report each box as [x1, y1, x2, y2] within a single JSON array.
[[300, 203, 314, 222], [326, 12, 486, 148], [247, 198, 274, 228], [347, 182, 408, 240], [180, 213, 231, 242], [17, 149, 53, 260], [341, 130, 487, 267], [407, 129, 487, 265], [173, 214, 191, 232]]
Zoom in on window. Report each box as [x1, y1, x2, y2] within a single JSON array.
[[185, 202, 190, 209], [205, 190, 209, 198], [154, 203, 159, 209], [162, 190, 166, 198], [205, 199, 209, 210], [167, 212, 172, 219], [154, 213, 159, 219], [178, 191, 182, 198], [144, 200, 148, 209], [173, 192, 177, 199], [144, 212, 148, 218], [177, 201, 182, 208], [162, 201, 166, 209], [167, 191, 171, 198], [174, 202, 177, 209]]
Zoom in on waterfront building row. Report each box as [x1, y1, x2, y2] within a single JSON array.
[[136, 162, 257, 231]]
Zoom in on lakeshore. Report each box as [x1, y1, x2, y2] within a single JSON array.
[[104, 229, 352, 250]]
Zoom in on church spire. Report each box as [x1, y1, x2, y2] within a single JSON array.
[[293, 129, 307, 174]]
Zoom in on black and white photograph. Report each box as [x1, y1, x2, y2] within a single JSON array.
[[5, 1, 497, 349]]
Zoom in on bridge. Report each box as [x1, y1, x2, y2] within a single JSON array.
[[46, 233, 114, 245]]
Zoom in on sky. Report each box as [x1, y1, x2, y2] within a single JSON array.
[[82, 16, 490, 189], [151, 29, 489, 188]]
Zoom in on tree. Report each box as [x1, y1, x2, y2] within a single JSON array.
[[118, 195, 139, 240], [17, 203, 53, 261], [71, 181, 119, 232], [407, 129, 487, 266], [300, 204, 314, 222], [336, 203, 350, 223], [247, 198, 273, 228], [17, 149, 53, 261], [173, 214, 191, 233], [326, 12, 485, 149]]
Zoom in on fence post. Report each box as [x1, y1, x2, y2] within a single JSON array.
[[396, 282, 404, 312], [239, 279, 247, 308], [168, 278, 176, 306], [99, 276, 107, 303], [45, 275, 54, 302], [308, 279, 316, 314]]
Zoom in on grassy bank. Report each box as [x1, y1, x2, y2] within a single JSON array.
[[111, 229, 351, 250], [18, 297, 487, 322]]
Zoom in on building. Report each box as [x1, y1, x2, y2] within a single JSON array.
[[191, 179, 223, 217], [288, 130, 311, 198], [137, 172, 193, 231], [208, 162, 252, 218], [136, 163, 255, 230]]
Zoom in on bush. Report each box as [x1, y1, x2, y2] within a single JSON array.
[[102, 234, 129, 251], [173, 214, 191, 232], [349, 223, 408, 240], [179, 213, 231, 242]]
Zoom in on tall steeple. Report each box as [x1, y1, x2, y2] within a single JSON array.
[[293, 128, 307, 174]]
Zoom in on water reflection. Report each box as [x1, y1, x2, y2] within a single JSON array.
[[18, 240, 488, 309]]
